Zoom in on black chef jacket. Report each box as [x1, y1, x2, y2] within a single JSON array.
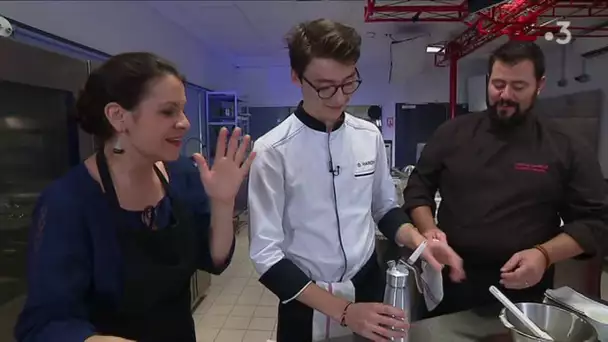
[[404, 110, 608, 317], [403, 110, 608, 267]]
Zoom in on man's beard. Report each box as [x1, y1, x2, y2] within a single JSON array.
[[487, 93, 537, 128]]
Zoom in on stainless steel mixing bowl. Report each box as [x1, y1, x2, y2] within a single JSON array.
[[499, 302, 598, 342]]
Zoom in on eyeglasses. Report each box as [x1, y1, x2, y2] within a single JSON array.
[[302, 76, 363, 100]]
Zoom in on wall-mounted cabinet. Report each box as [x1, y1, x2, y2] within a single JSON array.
[[0, 37, 90, 342], [393, 103, 468, 169]]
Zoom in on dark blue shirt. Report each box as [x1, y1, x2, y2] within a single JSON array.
[[15, 156, 233, 342]]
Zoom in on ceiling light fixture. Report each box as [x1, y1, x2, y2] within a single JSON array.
[[426, 45, 444, 53]]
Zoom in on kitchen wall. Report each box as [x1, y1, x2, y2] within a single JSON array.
[[0, 1, 236, 91], [393, 103, 470, 169], [0, 1, 237, 160], [542, 47, 608, 176], [236, 39, 608, 172], [236, 60, 482, 165], [248, 107, 292, 141]]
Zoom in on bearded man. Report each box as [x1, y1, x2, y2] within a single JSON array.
[[403, 40, 608, 317]]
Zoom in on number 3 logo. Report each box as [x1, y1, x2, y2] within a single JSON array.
[[556, 21, 572, 45]]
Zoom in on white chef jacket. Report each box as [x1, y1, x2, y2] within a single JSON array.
[[248, 103, 411, 303]]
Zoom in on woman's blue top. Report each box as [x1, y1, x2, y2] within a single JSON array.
[[14, 156, 234, 342]]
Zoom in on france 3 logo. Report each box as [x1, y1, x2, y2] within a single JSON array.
[[543, 21, 572, 45]]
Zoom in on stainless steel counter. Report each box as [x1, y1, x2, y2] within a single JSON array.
[[329, 294, 608, 342], [329, 305, 510, 342]]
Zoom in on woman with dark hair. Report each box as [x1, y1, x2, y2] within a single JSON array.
[[14, 52, 255, 342]]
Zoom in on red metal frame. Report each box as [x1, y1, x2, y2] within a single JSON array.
[[364, 0, 468, 22], [366, 0, 608, 63], [365, 0, 608, 22], [365, 0, 608, 118]]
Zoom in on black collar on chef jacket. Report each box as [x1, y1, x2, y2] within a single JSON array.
[[294, 101, 345, 132]]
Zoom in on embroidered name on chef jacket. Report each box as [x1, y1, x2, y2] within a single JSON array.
[[354, 159, 376, 177], [514, 163, 549, 173]]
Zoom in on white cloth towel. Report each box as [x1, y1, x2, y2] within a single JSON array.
[[312, 281, 356, 341], [419, 260, 444, 311]]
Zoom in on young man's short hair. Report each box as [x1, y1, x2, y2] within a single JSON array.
[[285, 18, 361, 78]]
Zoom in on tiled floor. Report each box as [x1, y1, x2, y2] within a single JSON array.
[[193, 228, 277, 342]]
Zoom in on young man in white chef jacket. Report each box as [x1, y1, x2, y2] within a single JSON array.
[[247, 18, 465, 342]]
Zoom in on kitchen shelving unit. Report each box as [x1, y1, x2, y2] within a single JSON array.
[[204, 91, 251, 159], [204, 91, 251, 235]]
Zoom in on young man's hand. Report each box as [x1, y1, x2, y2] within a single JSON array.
[[344, 302, 409, 342], [396, 223, 465, 282], [422, 239, 466, 283], [422, 227, 447, 244]]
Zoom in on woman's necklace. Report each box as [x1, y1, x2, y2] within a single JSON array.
[[141, 205, 158, 230]]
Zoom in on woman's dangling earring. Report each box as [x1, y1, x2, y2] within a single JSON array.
[[112, 138, 125, 154]]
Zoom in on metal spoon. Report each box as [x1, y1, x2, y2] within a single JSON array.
[[489, 286, 555, 341]]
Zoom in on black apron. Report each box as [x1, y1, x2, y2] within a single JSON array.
[[276, 252, 385, 342], [90, 152, 199, 342]]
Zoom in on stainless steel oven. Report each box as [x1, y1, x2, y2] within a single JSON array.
[[0, 37, 94, 341]]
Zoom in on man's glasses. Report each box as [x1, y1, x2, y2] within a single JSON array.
[[303, 77, 363, 100]]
